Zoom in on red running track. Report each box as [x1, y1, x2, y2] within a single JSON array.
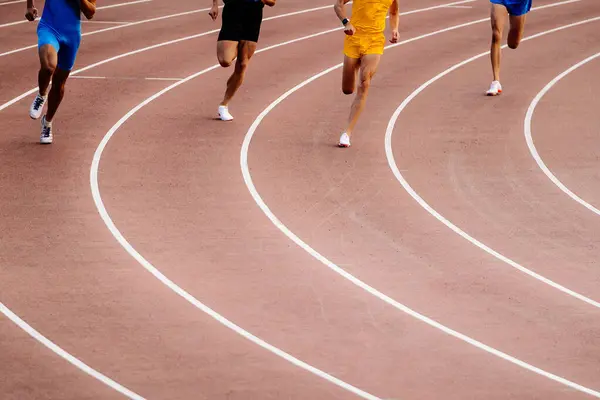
[[1, 0, 599, 399]]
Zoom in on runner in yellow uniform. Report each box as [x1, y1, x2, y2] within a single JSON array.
[[334, 0, 400, 147]]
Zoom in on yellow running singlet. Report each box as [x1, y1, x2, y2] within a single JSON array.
[[350, 0, 393, 34], [343, 0, 393, 58]]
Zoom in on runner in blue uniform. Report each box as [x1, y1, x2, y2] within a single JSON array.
[[26, 0, 96, 144], [486, 0, 532, 96]]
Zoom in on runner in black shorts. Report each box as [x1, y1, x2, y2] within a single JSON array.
[[209, 0, 276, 121]]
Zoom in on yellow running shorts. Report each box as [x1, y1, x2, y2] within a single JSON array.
[[343, 33, 385, 59]]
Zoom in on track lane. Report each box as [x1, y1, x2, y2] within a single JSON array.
[[91, 1, 598, 399], [0, 1, 380, 398]]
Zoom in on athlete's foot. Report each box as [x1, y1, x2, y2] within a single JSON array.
[[338, 132, 351, 148], [40, 116, 53, 144], [486, 80, 502, 96], [218, 105, 234, 121], [29, 93, 47, 119]]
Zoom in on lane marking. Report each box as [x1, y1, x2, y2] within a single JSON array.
[[0, 0, 24, 5], [82, 20, 133, 25], [70, 75, 183, 81], [0, 302, 145, 399], [0, 0, 473, 112], [0, 0, 357, 56], [0, 3, 345, 110], [525, 52, 600, 216], [0, 6, 222, 57], [84, 2, 476, 399], [0, 19, 29, 28], [2, 3, 458, 399], [0, 0, 153, 30], [75, 0, 598, 396], [385, 18, 600, 310], [232, 5, 600, 399], [98, 0, 152, 10], [0, 0, 473, 57]]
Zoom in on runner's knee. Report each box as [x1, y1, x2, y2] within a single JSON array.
[[40, 57, 57, 75], [218, 56, 233, 68], [507, 33, 520, 49], [235, 56, 250, 72], [491, 27, 502, 44], [358, 75, 371, 92]]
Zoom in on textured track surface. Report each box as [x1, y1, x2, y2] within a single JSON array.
[[1, 0, 599, 399]]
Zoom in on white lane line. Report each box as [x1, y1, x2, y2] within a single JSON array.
[[0, 302, 145, 399], [386, 17, 600, 310], [0, 1, 153, 29], [0, 19, 29, 28], [0, 0, 473, 57], [241, 14, 600, 400], [82, 21, 132, 25], [1, 3, 451, 400], [525, 52, 600, 216], [0, 6, 222, 56], [77, 0, 598, 397], [99, 0, 152, 10], [0, 2, 349, 111], [0, 0, 24, 5], [145, 77, 183, 81], [0, 3, 382, 399], [0, 0, 472, 113], [70, 75, 183, 81], [85, 2, 476, 399]]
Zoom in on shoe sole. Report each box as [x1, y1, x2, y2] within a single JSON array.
[[338, 143, 350, 148], [40, 138, 53, 144]]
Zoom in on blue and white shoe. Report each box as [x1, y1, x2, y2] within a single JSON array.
[[29, 93, 47, 119], [40, 116, 53, 144]]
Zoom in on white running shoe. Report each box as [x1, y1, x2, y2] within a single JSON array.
[[338, 132, 351, 148], [218, 105, 234, 121], [40, 116, 53, 144], [29, 93, 47, 119], [486, 80, 502, 96]]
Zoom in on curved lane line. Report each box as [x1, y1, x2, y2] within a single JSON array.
[[0, 2, 354, 111], [524, 51, 600, 216], [86, 2, 480, 399], [385, 18, 600, 309], [0, 302, 145, 399], [0, 0, 154, 30], [2, 4, 470, 400], [240, 12, 600, 400]]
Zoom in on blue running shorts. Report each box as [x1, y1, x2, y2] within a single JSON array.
[[37, 22, 81, 71], [490, 0, 532, 16]]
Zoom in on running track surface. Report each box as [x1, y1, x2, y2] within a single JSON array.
[[1, 0, 600, 399]]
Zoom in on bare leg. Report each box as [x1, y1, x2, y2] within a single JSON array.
[[217, 40, 239, 67], [344, 54, 381, 137], [341, 55, 360, 95], [37, 44, 57, 96], [45, 67, 70, 122], [221, 40, 257, 106], [507, 13, 527, 49], [490, 4, 508, 81]]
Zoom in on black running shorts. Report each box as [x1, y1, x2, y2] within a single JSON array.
[[218, 0, 264, 43]]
